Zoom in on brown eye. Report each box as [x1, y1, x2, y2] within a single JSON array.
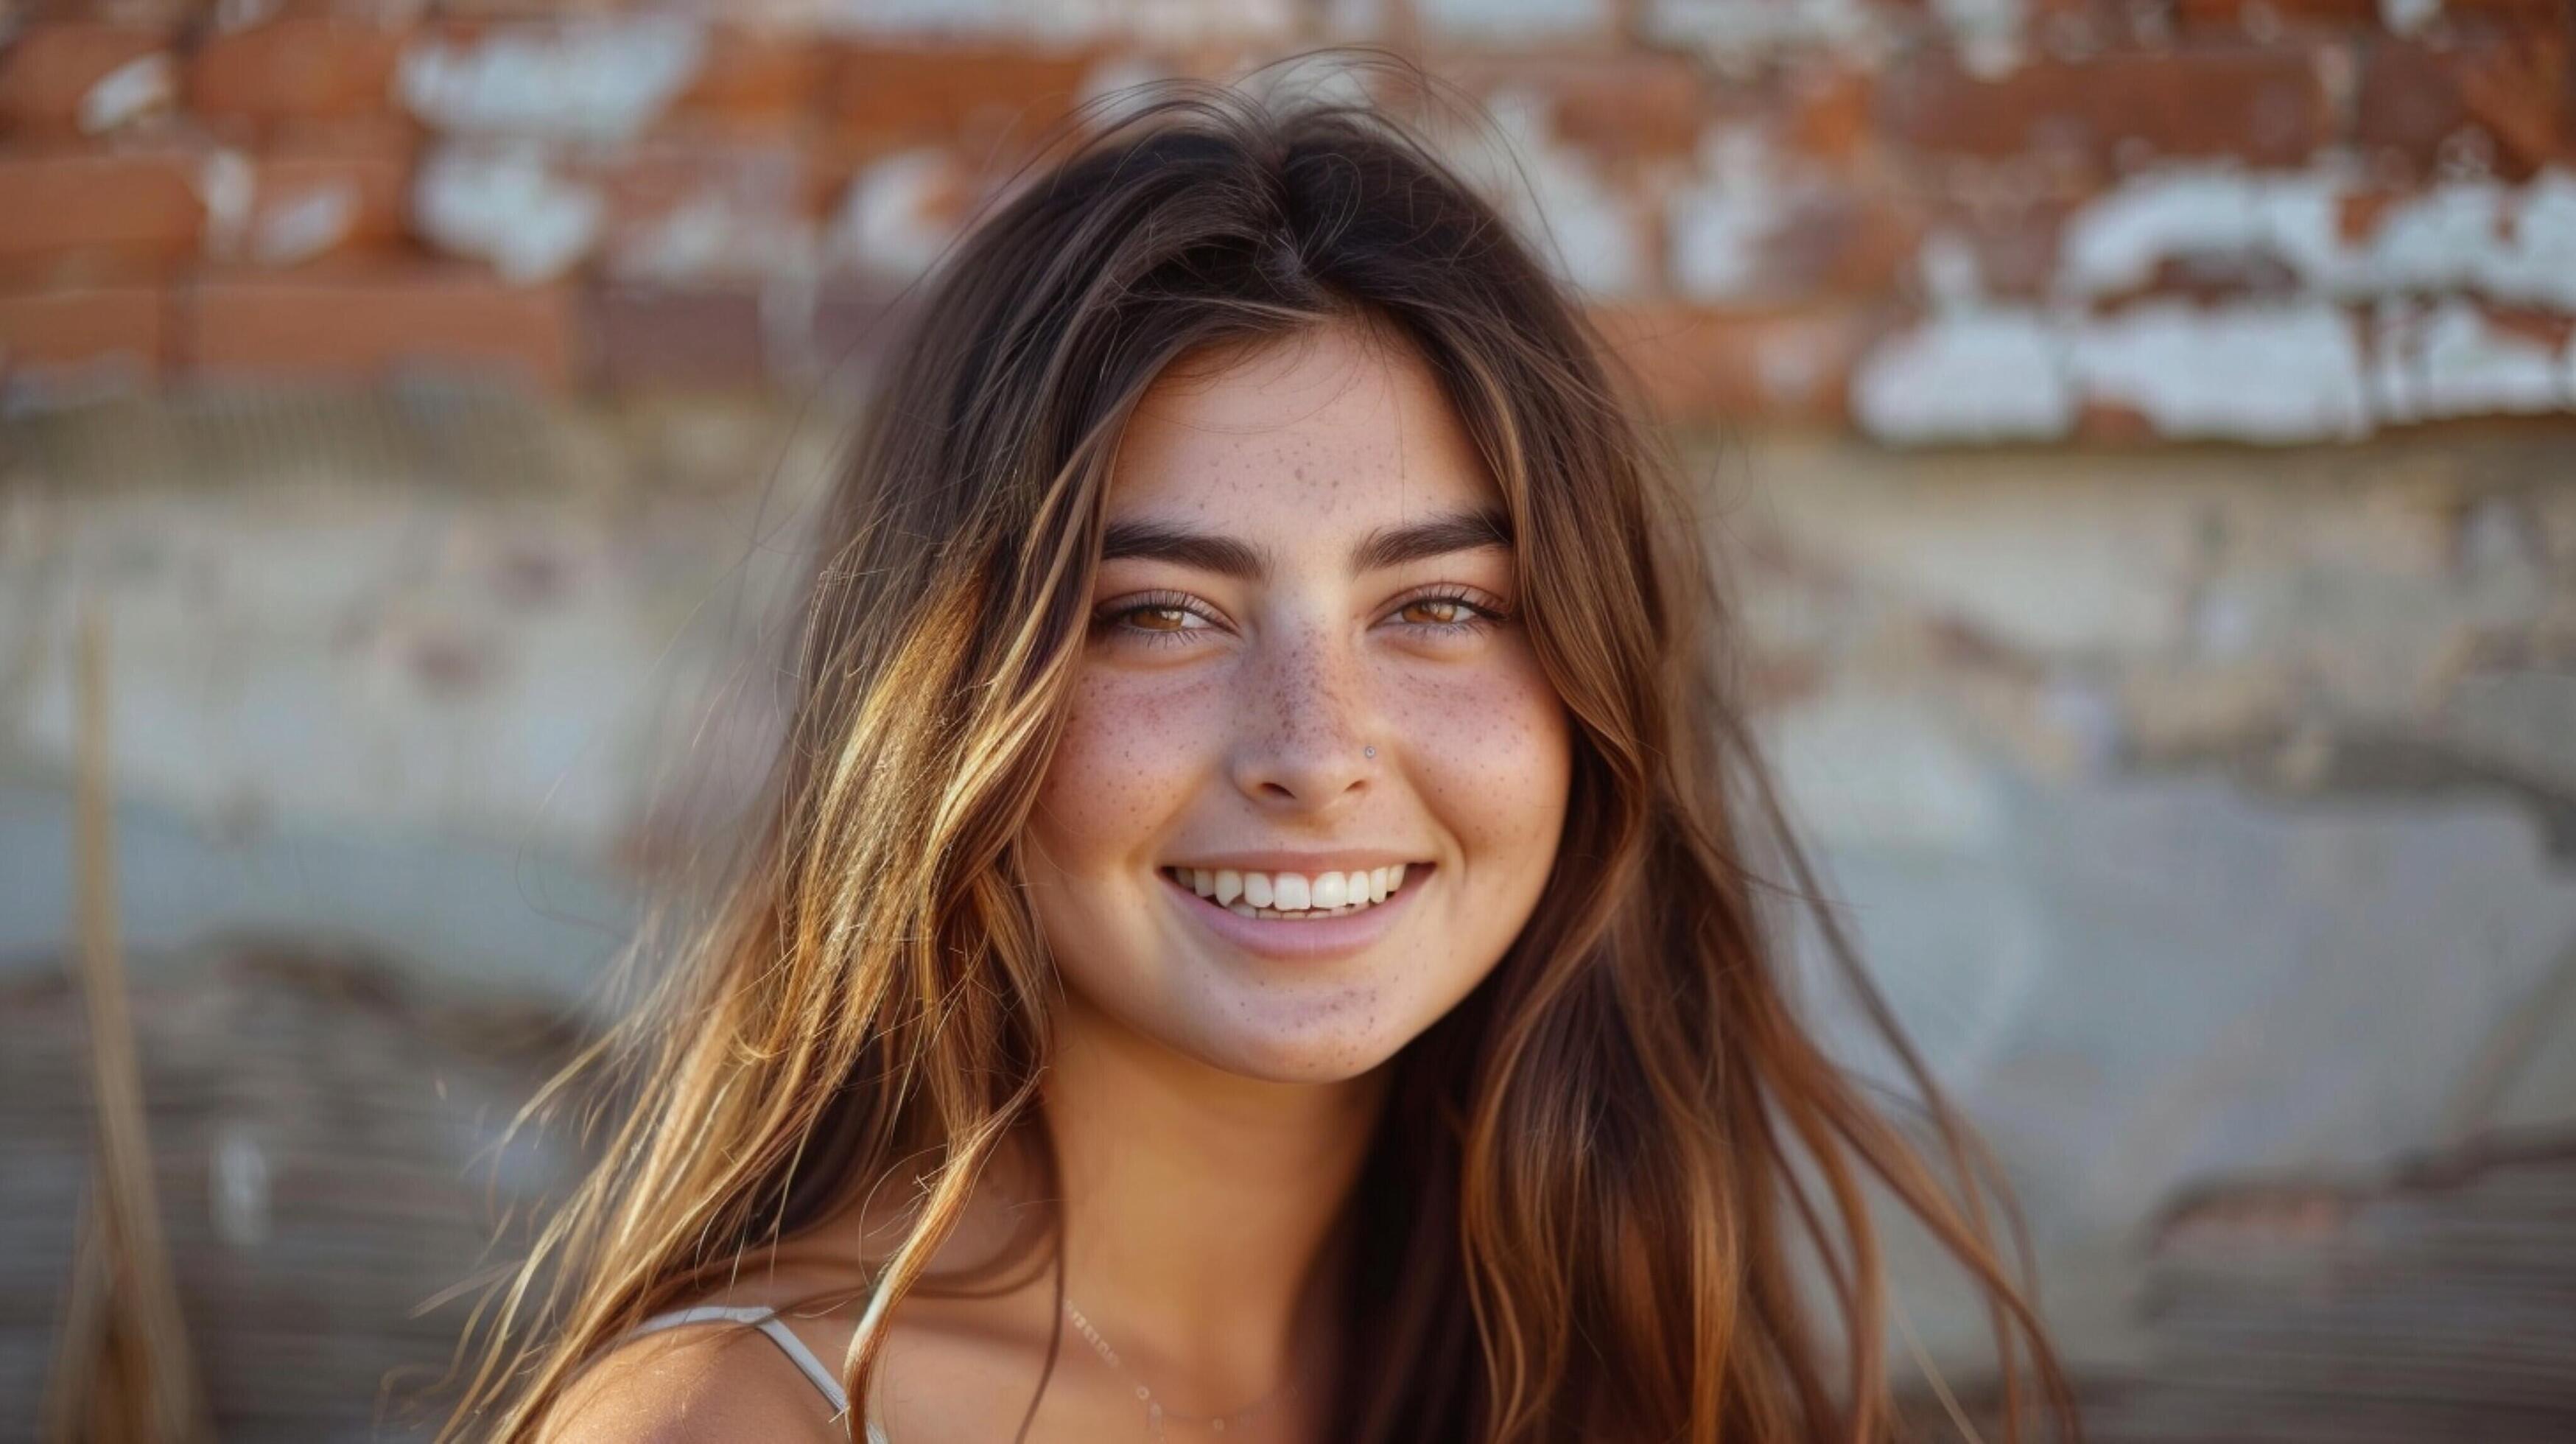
[[1400, 598, 1473, 626], [1094, 594, 1218, 649]]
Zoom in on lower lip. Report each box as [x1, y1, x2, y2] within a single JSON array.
[[1162, 869, 1429, 962]]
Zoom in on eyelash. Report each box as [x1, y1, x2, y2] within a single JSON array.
[[1092, 586, 1509, 651]]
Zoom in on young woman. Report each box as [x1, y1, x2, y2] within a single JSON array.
[[447, 74, 2076, 1443]]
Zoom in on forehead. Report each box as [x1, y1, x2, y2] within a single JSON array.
[[1106, 319, 1498, 526]]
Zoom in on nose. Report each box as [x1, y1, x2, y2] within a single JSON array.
[[1229, 617, 1380, 815]]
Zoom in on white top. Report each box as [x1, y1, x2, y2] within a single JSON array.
[[625, 1305, 889, 1443]]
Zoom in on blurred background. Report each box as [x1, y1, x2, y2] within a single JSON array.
[[4, 0, 2575, 1439]]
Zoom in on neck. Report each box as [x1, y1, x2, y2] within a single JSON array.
[[1039, 987, 1389, 1400]]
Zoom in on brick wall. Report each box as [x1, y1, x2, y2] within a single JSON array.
[[3, 0, 2572, 444]]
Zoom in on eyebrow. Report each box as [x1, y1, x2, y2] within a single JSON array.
[[1354, 504, 1515, 572], [1098, 504, 1513, 581]]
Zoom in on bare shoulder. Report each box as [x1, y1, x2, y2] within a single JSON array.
[[538, 1319, 846, 1444]]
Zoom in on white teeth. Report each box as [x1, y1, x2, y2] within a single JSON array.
[[1173, 863, 1423, 918]]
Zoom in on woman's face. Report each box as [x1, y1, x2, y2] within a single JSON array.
[[1024, 319, 1573, 1084]]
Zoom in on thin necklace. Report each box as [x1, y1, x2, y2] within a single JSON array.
[[1060, 1296, 1302, 1439]]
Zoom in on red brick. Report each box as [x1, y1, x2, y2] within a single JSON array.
[[2354, 30, 2575, 180], [2182, 0, 2572, 18], [0, 144, 202, 259], [1903, 191, 2087, 301], [1875, 46, 2332, 172], [2337, 186, 2404, 245], [1782, 189, 1921, 301], [1442, 55, 1707, 160], [2074, 399, 2161, 446], [2353, 43, 2471, 176], [0, 250, 175, 289], [2172, 0, 2379, 30], [189, 15, 410, 127], [2178, 0, 2574, 24], [1779, 66, 1874, 167], [2474, 303, 2576, 351], [1671, 180, 1924, 306], [241, 125, 414, 264], [589, 281, 770, 390], [0, 271, 169, 376], [2459, 44, 2576, 175], [186, 262, 577, 389], [20, 0, 195, 19], [823, 46, 1094, 158], [1554, 57, 1704, 158], [1418, 0, 1617, 48], [670, 27, 828, 136], [0, 21, 175, 137], [2133, 248, 2306, 305], [1590, 302, 1875, 427], [431, 0, 636, 15]]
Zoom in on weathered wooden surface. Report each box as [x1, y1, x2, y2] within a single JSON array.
[[1905, 1132, 2576, 1442], [1, 936, 584, 1443]]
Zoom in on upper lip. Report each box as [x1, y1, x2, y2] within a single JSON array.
[[1165, 851, 1429, 873]]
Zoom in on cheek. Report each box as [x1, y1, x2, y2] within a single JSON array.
[[1385, 645, 1571, 870], [1029, 665, 1225, 874]]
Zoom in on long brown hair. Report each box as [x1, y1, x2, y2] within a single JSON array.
[[446, 63, 2078, 1443]]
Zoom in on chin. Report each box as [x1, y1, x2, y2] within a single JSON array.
[[1185, 1017, 1414, 1086], [1133, 971, 1435, 1085]]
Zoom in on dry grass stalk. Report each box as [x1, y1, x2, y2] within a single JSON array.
[[41, 609, 212, 1443]]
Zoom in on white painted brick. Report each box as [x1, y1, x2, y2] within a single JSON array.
[[830, 148, 971, 283], [1645, 0, 1884, 62], [1419, 0, 1612, 43], [1853, 310, 2077, 444], [400, 19, 706, 144], [412, 141, 604, 284], [2068, 301, 2371, 444], [2057, 167, 2576, 312], [2373, 300, 2575, 424]]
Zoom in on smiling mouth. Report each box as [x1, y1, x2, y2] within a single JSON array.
[[1161, 863, 1419, 919]]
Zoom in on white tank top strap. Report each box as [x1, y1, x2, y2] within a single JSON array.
[[625, 1304, 888, 1443]]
